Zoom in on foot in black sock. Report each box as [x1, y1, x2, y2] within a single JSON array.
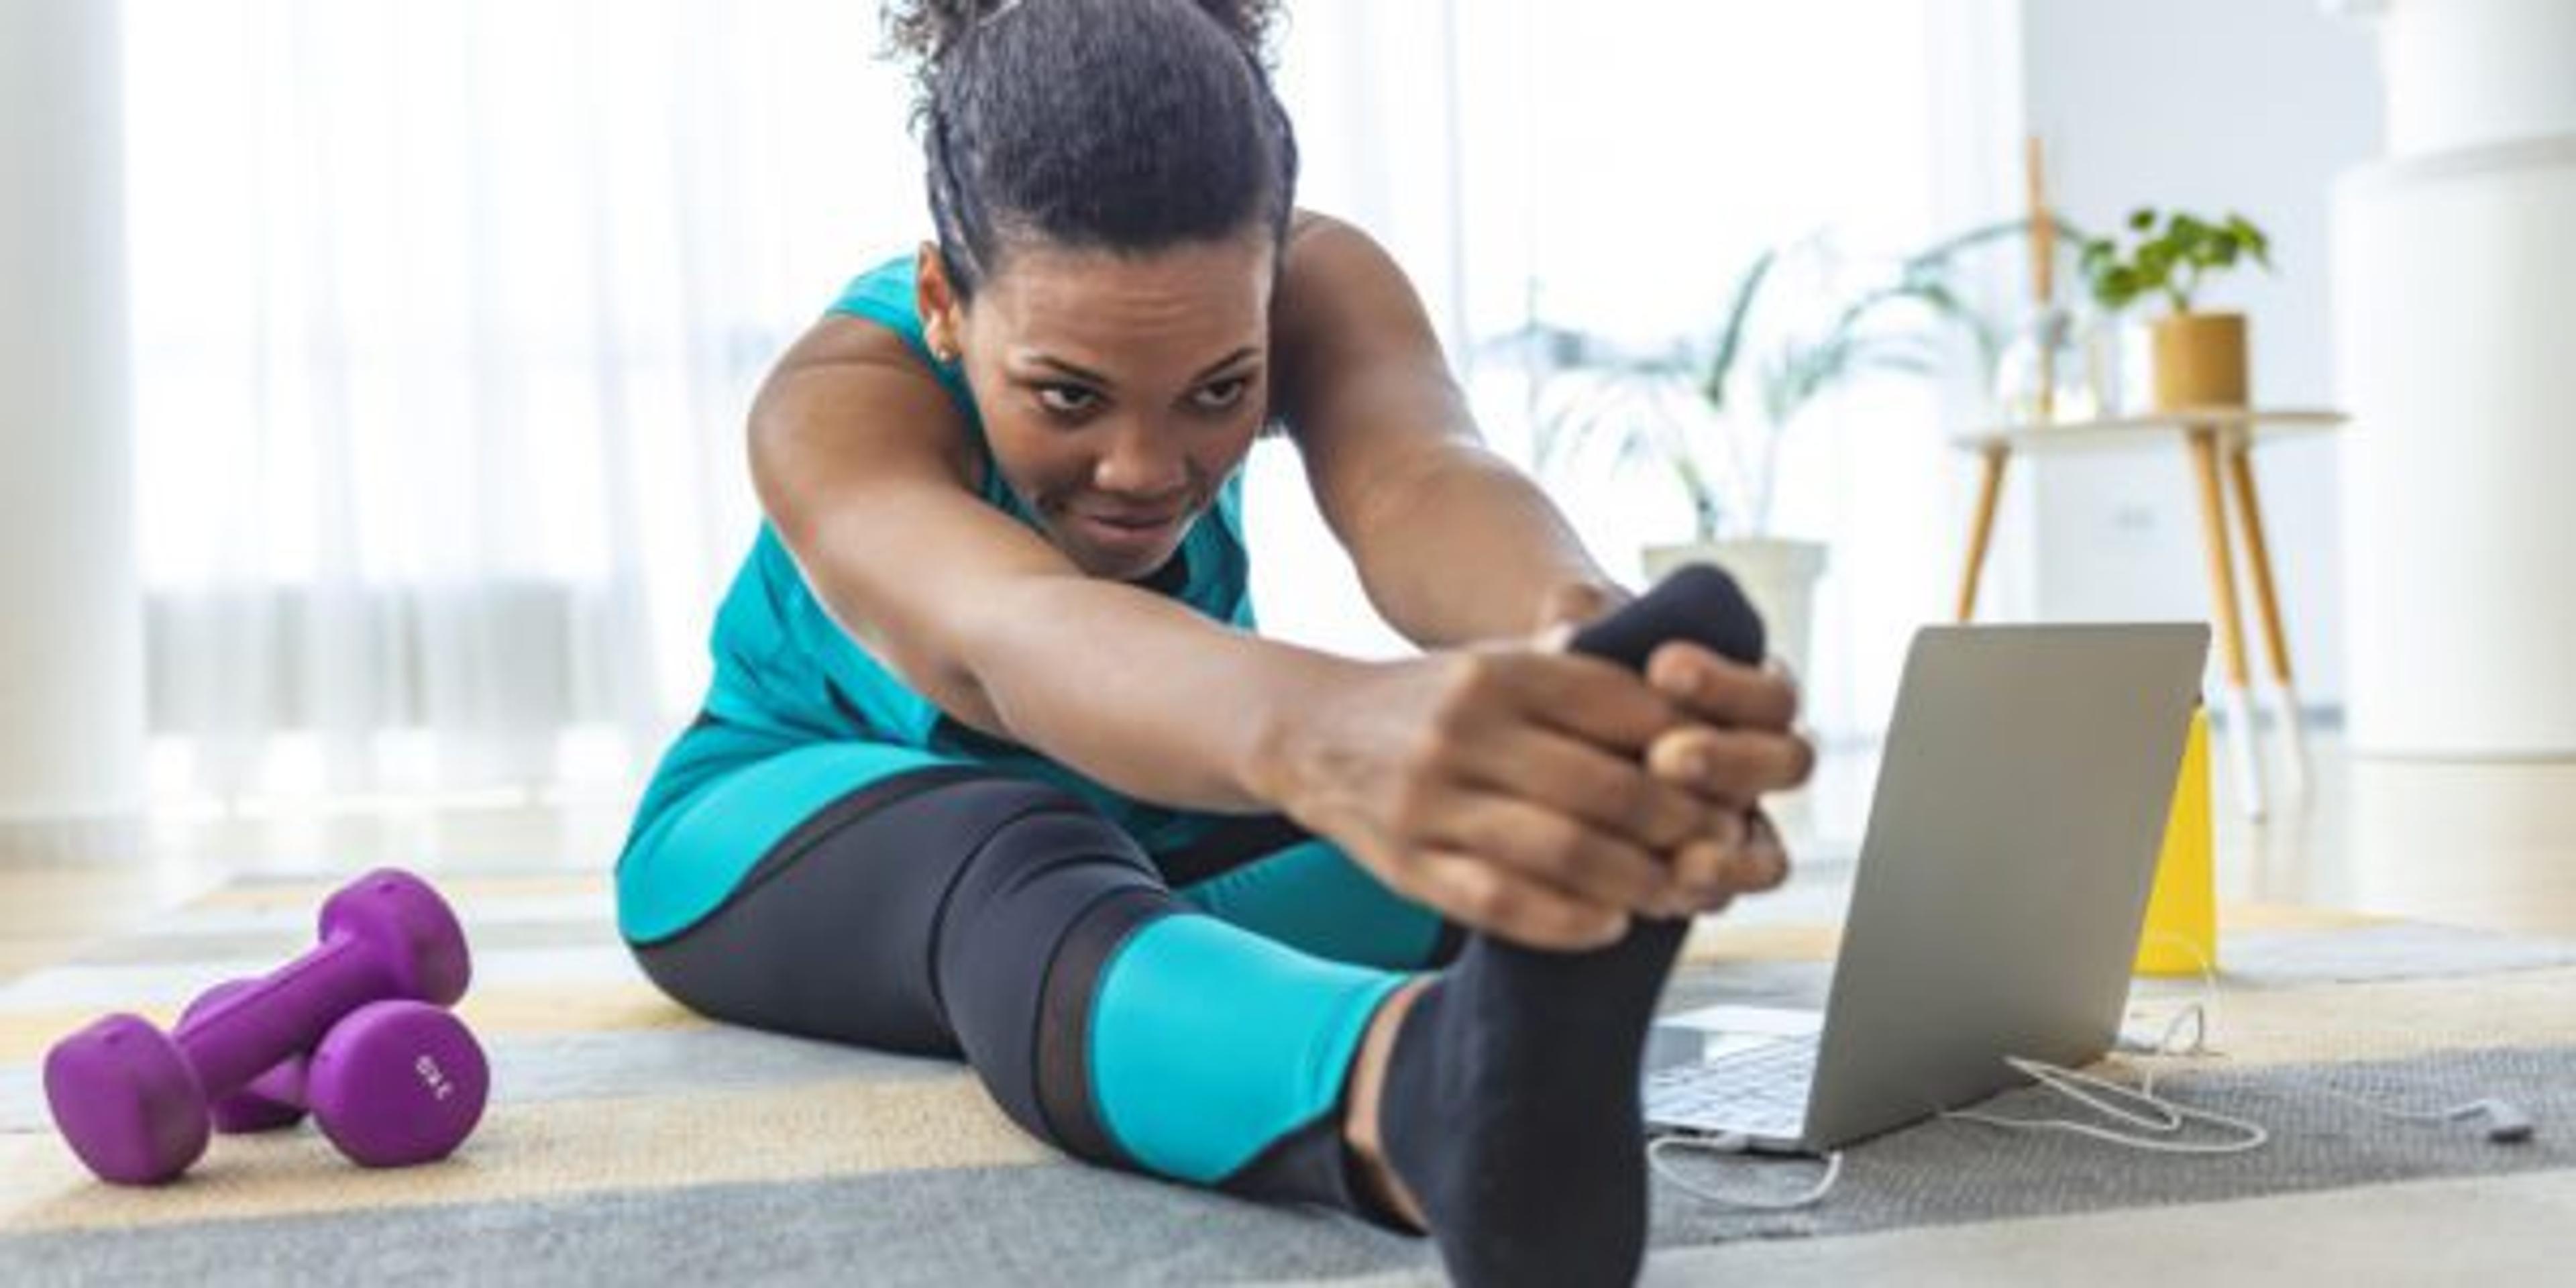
[[1373, 559, 1763, 1281], [1376, 915, 1687, 1287]]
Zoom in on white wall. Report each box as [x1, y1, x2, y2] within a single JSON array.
[[2018, 0, 2381, 711], [0, 0, 146, 827], [2333, 0, 2576, 757]]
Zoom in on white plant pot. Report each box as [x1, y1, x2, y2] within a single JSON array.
[[1640, 538, 1828, 684]]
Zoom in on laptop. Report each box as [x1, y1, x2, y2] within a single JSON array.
[[1641, 623, 2211, 1153]]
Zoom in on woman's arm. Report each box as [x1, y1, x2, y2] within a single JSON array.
[[747, 316, 1721, 945], [1271, 215, 1817, 908], [1272, 213, 1627, 645]]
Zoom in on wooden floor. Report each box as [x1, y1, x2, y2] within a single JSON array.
[[1802, 725, 2576, 938], [5, 727, 2573, 986], [0, 797, 632, 985]]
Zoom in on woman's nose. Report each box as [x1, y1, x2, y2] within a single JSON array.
[[1092, 423, 1189, 497]]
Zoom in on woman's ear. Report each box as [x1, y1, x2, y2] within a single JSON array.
[[915, 242, 965, 363]]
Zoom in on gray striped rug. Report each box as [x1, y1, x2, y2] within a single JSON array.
[[5, 875, 2572, 1285]]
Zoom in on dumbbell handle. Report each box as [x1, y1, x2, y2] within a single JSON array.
[[174, 934, 403, 1099]]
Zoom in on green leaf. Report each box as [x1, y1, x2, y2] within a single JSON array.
[[1533, 375, 1635, 470], [2137, 241, 2175, 283], [2129, 207, 2157, 232], [1703, 247, 1779, 415], [2232, 215, 2273, 271]]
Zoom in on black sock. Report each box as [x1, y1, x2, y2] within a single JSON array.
[[1360, 560, 1763, 1277], [1375, 915, 1688, 1287]]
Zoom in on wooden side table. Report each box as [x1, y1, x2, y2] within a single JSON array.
[[1951, 408, 2347, 818]]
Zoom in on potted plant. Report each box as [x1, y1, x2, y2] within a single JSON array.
[[1516, 229, 2014, 678], [2078, 208, 2271, 411]]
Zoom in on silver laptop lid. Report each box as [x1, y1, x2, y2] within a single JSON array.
[[1799, 623, 2208, 1149]]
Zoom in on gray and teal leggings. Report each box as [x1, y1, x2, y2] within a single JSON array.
[[617, 733, 1457, 1206]]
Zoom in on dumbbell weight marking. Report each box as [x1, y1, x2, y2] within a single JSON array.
[[305, 1000, 489, 1167]]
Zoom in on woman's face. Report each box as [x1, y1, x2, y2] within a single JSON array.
[[921, 231, 1275, 582]]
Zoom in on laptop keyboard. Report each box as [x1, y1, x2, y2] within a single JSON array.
[[1644, 1035, 1819, 1138]]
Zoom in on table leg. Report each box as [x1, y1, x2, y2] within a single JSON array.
[[2186, 428, 2267, 819], [1956, 446, 2010, 623], [2224, 441, 2309, 799]]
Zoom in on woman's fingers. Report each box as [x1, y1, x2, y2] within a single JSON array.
[[1384, 796, 1793, 945], [1644, 724, 1816, 806], [1664, 808, 1792, 911], [1403, 849, 1630, 951], [1645, 644, 1800, 731], [1728, 809, 1792, 894], [1666, 813, 1748, 910], [1425, 788, 1683, 916], [1453, 719, 1714, 854], [1321, 647, 1802, 942], [1463, 647, 1688, 757]]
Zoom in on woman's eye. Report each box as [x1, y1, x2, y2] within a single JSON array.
[[1191, 377, 1250, 412], [1037, 384, 1099, 415]]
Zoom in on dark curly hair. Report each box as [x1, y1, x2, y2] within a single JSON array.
[[885, 0, 1282, 68], [880, 0, 1298, 301]]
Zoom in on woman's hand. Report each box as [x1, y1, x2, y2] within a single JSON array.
[[1536, 578, 1814, 918], [1257, 646, 1726, 951], [1635, 639, 1811, 914]]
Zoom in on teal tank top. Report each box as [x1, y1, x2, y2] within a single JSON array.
[[692, 255, 1259, 852]]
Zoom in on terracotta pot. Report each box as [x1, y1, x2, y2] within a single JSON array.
[[2149, 311, 2249, 411]]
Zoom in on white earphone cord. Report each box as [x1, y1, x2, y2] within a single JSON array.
[[1656, 930, 2533, 1208], [1944, 931, 2529, 1152], [1646, 1134, 1844, 1210]]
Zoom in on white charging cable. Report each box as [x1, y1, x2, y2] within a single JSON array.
[[1951, 932, 2534, 1150], [1940, 1055, 2271, 1154], [1654, 930, 2534, 1208], [1646, 1132, 1844, 1210], [1939, 932, 2267, 1154]]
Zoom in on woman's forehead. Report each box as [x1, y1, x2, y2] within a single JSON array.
[[979, 237, 1275, 357]]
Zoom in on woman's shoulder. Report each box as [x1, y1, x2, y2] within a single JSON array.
[[751, 261, 984, 498], [1280, 211, 1381, 297], [827, 254, 927, 337], [1269, 212, 1436, 433]]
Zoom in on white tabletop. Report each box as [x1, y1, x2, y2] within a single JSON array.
[[1953, 407, 2348, 453]]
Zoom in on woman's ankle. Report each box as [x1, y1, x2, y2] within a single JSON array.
[[1342, 977, 1433, 1230]]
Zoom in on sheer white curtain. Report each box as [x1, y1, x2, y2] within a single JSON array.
[[123, 0, 925, 803], [1267, 0, 2025, 738], [123, 0, 2020, 807]]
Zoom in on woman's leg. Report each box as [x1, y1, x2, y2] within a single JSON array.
[[1169, 829, 1462, 971], [623, 741, 1688, 1287], [618, 748, 1411, 1214], [1147, 795, 1695, 1286]]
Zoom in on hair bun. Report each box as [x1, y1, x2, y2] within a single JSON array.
[[883, 1, 1009, 64], [1187, 1, 1280, 54], [885, 1, 1277, 68]]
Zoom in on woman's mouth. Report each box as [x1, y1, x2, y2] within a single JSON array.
[[1073, 508, 1185, 553]]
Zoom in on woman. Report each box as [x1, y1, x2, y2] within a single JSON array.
[[616, 1, 1813, 1283]]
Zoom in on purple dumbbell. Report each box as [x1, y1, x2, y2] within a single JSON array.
[[305, 1000, 489, 1167], [44, 868, 472, 1185], [180, 980, 311, 1133], [177, 981, 491, 1167]]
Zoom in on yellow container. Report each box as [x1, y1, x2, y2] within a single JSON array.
[[2135, 705, 2216, 976]]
